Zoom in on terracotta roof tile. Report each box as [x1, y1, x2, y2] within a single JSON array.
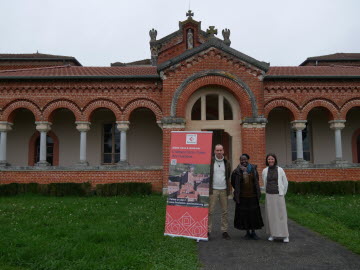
[[0, 65, 159, 78], [0, 53, 76, 60], [0, 64, 60, 70], [266, 66, 360, 77], [306, 53, 360, 61]]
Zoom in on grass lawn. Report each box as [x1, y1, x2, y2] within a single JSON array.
[[0, 195, 200, 270], [285, 193, 360, 254]]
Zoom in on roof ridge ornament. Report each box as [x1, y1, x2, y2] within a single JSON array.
[[222, 28, 231, 46], [206, 26, 218, 38], [149, 28, 157, 42], [186, 10, 194, 19]]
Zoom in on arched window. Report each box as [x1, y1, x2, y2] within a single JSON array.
[[190, 94, 233, 120], [102, 123, 120, 164]]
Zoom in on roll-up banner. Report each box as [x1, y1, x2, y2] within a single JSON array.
[[164, 131, 212, 241]]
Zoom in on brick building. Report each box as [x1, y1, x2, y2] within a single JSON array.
[[0, 12, 359, 193]]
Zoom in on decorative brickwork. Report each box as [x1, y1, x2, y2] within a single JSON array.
[[1, 99, 42, 122], [0, 14, 359, 192], [340, 98, 360, 119], [123, 99, 162, 121], [301, 99, 339, 120], [264, 99, 299, 120], [82, 99, 122, 121], [42, 99, 82, 122], [172, 73, 257, 119]]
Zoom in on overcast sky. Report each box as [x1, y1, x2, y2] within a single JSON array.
[[1, 0, 359, 67]]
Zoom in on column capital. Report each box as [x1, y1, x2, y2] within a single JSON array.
[[116, 121, 130, 131], [0, 122, 13, 132], [75, 121, 91, 132], [291, 120, 307, 131], [35, 121, 52, 132], [241, 117, 267, 128], [161, 117, 186, 129], [328, 120, 346, 130]]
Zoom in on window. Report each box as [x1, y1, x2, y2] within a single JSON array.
[[191, 94, 233, 121], [291, 123, 311, 161], [206, 95, 219, 120], [191, 98, 201, 120], [35, 136, 54, 165], [224, 97, 233, 120], [103, 123, 120, 164]]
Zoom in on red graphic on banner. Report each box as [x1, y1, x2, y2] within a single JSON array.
[[164, 131, 212, 240], [165, 206, 208, 238]]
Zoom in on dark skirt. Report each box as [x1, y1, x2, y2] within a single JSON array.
[[234, 197, 264, 230]]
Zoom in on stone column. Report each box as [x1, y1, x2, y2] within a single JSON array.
[[116, 121, 130, 165], [35, 121, 52, 166], [329, 120, 347, 164], [0, 122, 13, 166], [76, 121, 91, 166], [201, 95, 206, 121], [291, 120, 308, 165], [218, 95, 224, 120]]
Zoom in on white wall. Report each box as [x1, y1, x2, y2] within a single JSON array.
[[127, 108, 163, 166], [8, 110, 36, 166], [343, 108, 360, 162], [265, 109, 292, 166], [309, 109, 335, 164], [52, 110, 78, 166]]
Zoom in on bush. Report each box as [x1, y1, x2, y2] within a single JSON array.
[[47, 182, 93, 196], [0, 182, 93, 197], [0, 182, 152, 197], [288, 181, 359, 195], [96, 182, 152, 196]]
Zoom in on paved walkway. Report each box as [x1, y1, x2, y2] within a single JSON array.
[[198, 201, 360, 270]]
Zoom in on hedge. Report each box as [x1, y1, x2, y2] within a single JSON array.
[[0, 182, 152, 196], [288, 181, 360, 195], [96, 182, 152, 196]]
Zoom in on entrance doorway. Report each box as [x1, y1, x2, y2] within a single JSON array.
[[204, 129, 232, 160]]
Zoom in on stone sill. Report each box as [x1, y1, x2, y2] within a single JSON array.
[[283, 163, 360, 169], [0, 165, 163, 172]]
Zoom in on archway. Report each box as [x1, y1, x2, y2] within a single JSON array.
[[185, 86, 240, 169]]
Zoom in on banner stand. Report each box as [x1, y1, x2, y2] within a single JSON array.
[[164, 131, 212, 241]]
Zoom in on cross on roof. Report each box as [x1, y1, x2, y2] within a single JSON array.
[[206, 26, 218, 37], [186, 10, 194, 18]]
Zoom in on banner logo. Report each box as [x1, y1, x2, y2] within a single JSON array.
[[186, 134, 197, 144]]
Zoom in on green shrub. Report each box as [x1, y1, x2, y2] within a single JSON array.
[[0, 182, 93, 197], [288, 181, 359, 195], [96, 182, 152, 196], [0, 183, 19, 196], [47, 182, 93, 196]]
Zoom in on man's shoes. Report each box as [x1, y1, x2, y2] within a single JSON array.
[[222, 232, 231, 240], [243, 232, 252, 240], [283, 237, 289, 243], [268, 236, 274, 241], [250, 232, 260, 240]]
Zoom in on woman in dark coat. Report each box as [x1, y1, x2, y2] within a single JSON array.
[[231, 154, 264, 239]]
